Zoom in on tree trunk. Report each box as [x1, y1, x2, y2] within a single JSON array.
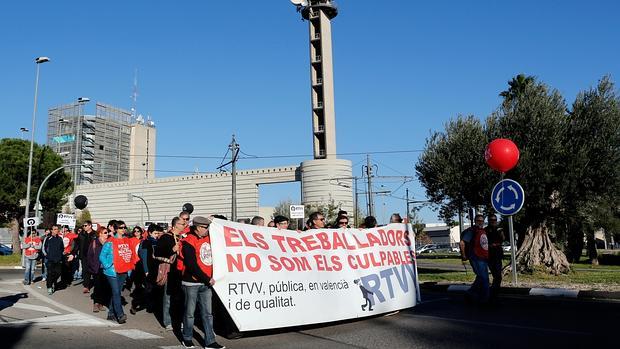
[[514, 225, 571, 275], [9, 218, 21, 256], [585, 229, 599, 266], [566, 224, 584, 263]]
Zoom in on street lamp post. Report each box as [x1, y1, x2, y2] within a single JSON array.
[[34, 163, 101, 220], [20, 127, 29, 140], [128, 193, 151, 222], [24, 56, 50, 222], [72, 97, 90, 211]]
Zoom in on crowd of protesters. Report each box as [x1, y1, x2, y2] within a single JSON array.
[[19, 209, 411, 348]]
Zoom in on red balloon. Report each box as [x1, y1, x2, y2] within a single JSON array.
[[485, 139, 520, 173]]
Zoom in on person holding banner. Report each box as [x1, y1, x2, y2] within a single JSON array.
[[308, 212, 326, 229], [178, 216, 225, 349], [273, 215, 289, 230]]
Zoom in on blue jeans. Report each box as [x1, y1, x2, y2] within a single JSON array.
[[106, 273, 127, 318], [41, 256, 47, 279], [24, 258, 37, 283], [163, 280, 172, 327], [182, 284, 215, 344], [468, 258, 489, 303]]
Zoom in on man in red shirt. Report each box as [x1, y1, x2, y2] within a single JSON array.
[[178, 216, 225, 349], [21, 228, 42, 285]]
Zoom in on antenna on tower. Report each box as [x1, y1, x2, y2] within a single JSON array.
[[131, 68, 138, 118]]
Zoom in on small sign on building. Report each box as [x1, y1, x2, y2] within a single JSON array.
[[289, 205, 305, 219]]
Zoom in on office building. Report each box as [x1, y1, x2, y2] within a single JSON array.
[[47, 101, 156, 184]]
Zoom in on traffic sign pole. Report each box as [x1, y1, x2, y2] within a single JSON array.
[[491, 178, 524, 286], [508, 216, 517, 285]]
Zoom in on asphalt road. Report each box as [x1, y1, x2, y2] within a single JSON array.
[[1, 268, 617, 348]]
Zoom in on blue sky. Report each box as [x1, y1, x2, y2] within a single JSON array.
[[1, 1, 619, 224]]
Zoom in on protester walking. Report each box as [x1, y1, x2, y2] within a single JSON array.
[[460, 214, 490, 304], [86, 226, 110, 313], [486, 214, 504, 301], [79, 221, 97, 293], [178, 216, 225, 349], [155, 216, 185, 330], [40, 228, 51, 281], [44, 225, 65, 295], [99, 221, 138, 324], [21, 228, 42, 285]]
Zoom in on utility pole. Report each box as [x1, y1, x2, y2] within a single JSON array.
[[406, 188, 410, 223], [364, 154, 375, 217], [229, 135, 239, 221]]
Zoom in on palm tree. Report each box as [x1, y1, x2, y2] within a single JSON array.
[[499, 74, 535, 101]]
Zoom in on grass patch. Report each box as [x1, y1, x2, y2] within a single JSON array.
[[417, 263, 620, 290], [418, 270, 474, 283], [0, 254, 22, 266]]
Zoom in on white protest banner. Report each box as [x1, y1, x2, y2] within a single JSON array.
[[210, 219, 420, 331], [56, 213, 76, 229]]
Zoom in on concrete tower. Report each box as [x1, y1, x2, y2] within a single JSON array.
[[294, 1, 353, 213], [297, 0, 338, 159]]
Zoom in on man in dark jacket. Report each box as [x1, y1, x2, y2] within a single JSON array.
[[45, 225, 65, 295], [486, 214, 504, 301], [78, 220, 96, 293]]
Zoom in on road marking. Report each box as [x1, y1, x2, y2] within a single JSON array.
[[111, 329, 163, 339], [529, 288, 579, 298], [401, 313, 591, 336], [0, 300, 61, 314], [0, 288, 20, 294], [21, 283, 119, 327], [0, 279, 22, 285], [3, 313, 105, 327]]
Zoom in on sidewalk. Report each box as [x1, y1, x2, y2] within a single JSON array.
[[420, 281, 620, 301]]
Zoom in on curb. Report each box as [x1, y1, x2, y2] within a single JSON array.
[[420, 282, 620, 300]]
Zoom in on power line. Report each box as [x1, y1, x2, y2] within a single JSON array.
[[125, 149, 424, 160]]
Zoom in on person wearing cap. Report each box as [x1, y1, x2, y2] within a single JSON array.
[[178, 216, 225, 349]]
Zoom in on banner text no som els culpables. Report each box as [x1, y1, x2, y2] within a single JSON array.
[[223, 226, 415, 273]]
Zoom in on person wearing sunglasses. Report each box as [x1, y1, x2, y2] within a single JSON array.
[[333, 216, 349, 229], [78, 220, 97, 294], [99, 220, 138, 324], [273, 215, 290, 230], [308, 212, 326, 229]]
